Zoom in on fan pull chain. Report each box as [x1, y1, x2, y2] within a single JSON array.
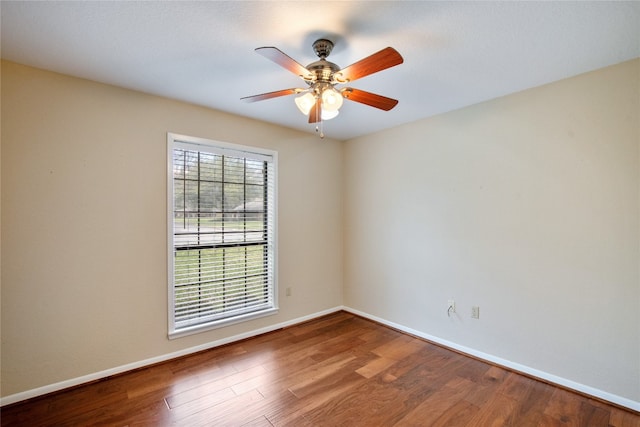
[[313, 98, 324, 139]]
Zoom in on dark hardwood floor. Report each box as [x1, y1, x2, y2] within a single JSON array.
[[2, 311, 638, 426]]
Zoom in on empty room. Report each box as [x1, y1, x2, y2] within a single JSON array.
[[1, 1, 639, 425]]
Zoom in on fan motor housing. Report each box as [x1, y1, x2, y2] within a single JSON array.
[[306, 60, 340, 83]]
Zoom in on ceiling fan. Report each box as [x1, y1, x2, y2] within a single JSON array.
[[241, 39, 403, 129]]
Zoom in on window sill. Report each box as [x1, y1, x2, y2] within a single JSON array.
[[168, 307, 279, 340]]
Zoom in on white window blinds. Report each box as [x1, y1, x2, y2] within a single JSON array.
[[168, 134, 277, 338]]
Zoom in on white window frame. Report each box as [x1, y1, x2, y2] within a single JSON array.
[[167, 133, 278, 339]]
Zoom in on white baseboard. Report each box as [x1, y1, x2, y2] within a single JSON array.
[[0, 306, 342, 407], [343, 306, 640, 412]]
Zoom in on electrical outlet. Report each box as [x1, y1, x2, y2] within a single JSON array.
[[286, 287, 292, 297], [471, 306, 480, 319]]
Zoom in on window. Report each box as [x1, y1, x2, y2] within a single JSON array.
[[168, 133, 277, 338]]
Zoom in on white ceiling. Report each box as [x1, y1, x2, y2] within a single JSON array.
[[2, 1, 639, 141]]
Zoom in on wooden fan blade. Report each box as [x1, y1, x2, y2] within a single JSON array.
[[336, 47, 403, 83], [342, 88, 399, 111], [255, 47, 311, 78], [241, 88, 302, 103], [308, 98, 322, 123]]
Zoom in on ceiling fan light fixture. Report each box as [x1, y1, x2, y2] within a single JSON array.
[[321, 109, 339, 120], [294, 92, 315, 115], [321, 87, 343, 112]]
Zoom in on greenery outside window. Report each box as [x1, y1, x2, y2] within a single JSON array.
[[168, 133, 277, 338]]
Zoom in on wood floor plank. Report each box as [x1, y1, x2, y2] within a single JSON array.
[[287, 311, 354, 337], [544, 387, 608, 426], [537, 413, 570, 427], [125, 366, 175, 400], [287, 356, 360, 398], [266, 374, 367, 426], [355, 355, 397, 378], [165, 364, 266, 409], [164, 361, 239, 397], [166, 385, 237, 414], [371, 333, 427, 360], [505, 378, 555, 426], [1, 311, 638, 426], [499, 371, 537, 401], [578, 400, 614, 426], [394, 377, 479, 426], [465, 392, 519, 427], [259, 352, 373, 406], [301, 373, 406, 426], [173, 388, 265, 426], [610, 407, 640, 427], [430, 399, 481, 427], [241, 415, 275, 427]]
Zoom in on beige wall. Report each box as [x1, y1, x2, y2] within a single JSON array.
[[344, 59, 639, 403], [1, 61, 343, 397]]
